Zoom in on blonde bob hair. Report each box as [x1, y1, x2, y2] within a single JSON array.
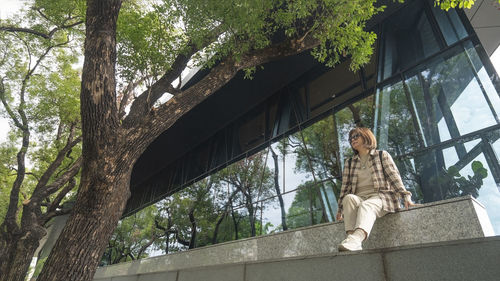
[[349, 127, 377, 154]]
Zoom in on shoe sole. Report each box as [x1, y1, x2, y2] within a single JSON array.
[[338, 244, 362, 252]]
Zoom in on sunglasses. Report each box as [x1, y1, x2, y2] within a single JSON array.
[[349, 133, 361, 142]]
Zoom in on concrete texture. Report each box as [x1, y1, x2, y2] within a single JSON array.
[[383, 237, 500, 281], [137, 271, 177, 281], [93, 196, 494, 280], [178, 264, 244, 281], [109, 276, 137, 281], [94, 237, 500, 281], [246, 253, 385, 281]]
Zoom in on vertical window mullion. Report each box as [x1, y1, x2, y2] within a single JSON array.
[[401, 73, 427, 148]]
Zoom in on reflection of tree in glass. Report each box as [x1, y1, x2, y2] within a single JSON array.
[[270, 146, 288, 231], [104, 152, 279, 260], [430, 161, 488, 199], [375, 82, 425, 202], [285, 181, 324, 229], [292, 118, 339, 189], [378, 82, 421, 156], [401, 47, 491, 203], [153, 178, 219, 253], [100, 205, 158, 265], [216, 152, 275, 238]]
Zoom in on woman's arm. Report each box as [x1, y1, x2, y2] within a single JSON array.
[[382, 151, 413, 204]]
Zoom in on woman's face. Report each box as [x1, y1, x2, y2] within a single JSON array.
[[349, 132, 364, 151]]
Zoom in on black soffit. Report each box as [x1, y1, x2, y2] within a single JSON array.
[[130, 51, 317, 189]]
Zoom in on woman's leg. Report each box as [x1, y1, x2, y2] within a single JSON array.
[[354, 196, 388, 238], [342, 194, 362, 234]]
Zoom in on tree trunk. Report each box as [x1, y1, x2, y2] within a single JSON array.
[[230, 202, 239, 240], [212, 211, 227, 244], [0, 230, 17, 279], [36, 1, 129, 280], [37, 166, 132, 280], [270, 147, 288, 231], [165, 232, 170, 254], [0, 208, 48, 281], [0, 228, 45, 281], [246, 197, 256, 237], [188, 208, 197, 249]]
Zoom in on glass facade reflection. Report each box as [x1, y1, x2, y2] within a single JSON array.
[[118, 0, 500, 257]]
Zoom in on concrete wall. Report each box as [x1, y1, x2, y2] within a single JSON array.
[[94, 196, 495, 280], [94, 237, 500, 281]]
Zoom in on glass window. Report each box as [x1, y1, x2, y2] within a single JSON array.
[[494, 138, 500, 157], [392, 129, 500, 235], [463, 41, 500, 119], [442, 146, 459, 169], [404, 74, 445, 146], [260, 191, 296, 233], [464, 139, 481, 152], [237, 110, 266, 152], [379, 0, 441, 81], [374, 81, 422, 154], [404, 44, 500, 146], [431, 6, 468, 45], [462, 153, 500, 235]]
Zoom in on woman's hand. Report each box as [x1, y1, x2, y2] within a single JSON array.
[[404, 200, 423, 210], [336, 212, 343, 222]]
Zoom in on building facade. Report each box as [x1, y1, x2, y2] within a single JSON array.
[[125, 0, 500, 252]]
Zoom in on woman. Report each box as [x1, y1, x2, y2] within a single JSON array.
[[336, 127, 418, 251]]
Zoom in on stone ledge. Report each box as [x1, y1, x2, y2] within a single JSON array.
[[94, 195, 494, 280], [95, 236, 500, 281]]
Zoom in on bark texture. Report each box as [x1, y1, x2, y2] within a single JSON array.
[[0, 231, 43, 281], [37, 1, 127, 280]]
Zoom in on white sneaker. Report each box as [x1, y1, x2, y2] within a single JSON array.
[[338, 235, 362, 251]]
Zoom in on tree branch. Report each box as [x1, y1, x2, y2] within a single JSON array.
[[1, 84, 30, 233], [25, 172, 41, 182], [0, 26, 52, 39], [123, 26, 224, 126], [0, 20, 83, 40], [34, 124, 80, 190], [42, 177, 77, 224], [41, 207, 72, 227], [0, 77, 24, 129], [154, 219, 167, 232], [0, 31, 64, 232], [136, 232, 157, 258], [41, 156, 82, 199]]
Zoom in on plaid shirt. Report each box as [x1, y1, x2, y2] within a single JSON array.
[[337, 149, 412, 214]]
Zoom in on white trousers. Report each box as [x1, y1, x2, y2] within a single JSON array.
[[342, 194, 388, 237]]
